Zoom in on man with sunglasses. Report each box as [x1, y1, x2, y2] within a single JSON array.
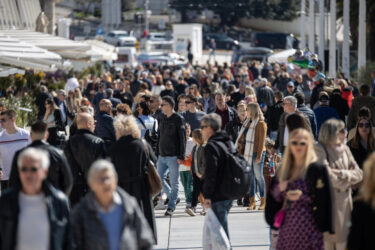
[[182, 94, 206, 133], [0, 110, 31, 191], [9, 121, 73, 195], [0, 147, 72, 250]]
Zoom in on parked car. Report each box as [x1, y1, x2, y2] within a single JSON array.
[[104, 30, 137, 47], [232, 47, 274, 64], [252, 32, 299, 50], [148, 32, 173, 41], [203, 33, 239, 50], [137, 52, 186, 66]]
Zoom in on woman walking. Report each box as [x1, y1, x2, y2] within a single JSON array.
[[43, 98, 65, 147], [236, 102, 267, 210], [266, 128, 334, 250], [110, 115, 157, 242], [315, 119, 363, 250]]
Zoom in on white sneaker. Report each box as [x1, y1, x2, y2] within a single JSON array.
[[155, 200, 167, 210], [185, 207, 196, 216]]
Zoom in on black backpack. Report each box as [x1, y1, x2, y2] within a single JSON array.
[[216, 141, 252, 200], [137, 117, 159, 155]]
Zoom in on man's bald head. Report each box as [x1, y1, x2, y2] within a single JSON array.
[[77, 113, 95, 132], [99, 99, 112, 113]]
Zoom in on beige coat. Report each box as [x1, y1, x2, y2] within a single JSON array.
[[315, 143, 363, 243]]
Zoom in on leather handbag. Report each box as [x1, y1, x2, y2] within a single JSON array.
[[142, 139, 162, 197]]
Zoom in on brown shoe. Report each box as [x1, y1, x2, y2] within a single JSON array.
[[247, 197, 256, 210], [258, 197, 266, 210]]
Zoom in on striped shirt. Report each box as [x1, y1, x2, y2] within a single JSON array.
[[0, 128, 31, 180]]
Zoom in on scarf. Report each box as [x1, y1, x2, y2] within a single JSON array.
[[235, 118, 259, 163]]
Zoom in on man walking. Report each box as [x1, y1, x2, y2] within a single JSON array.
[[158, 96, 186, 216], [182, 94, 206, 132], [0, 110, 31, 190], [9, 121, 73, 195], [0, 148, 72, 250], [201, 113, 233, 240], [209, 92, 237, 130], [95, 99, 116, 148], [64, 112, 107, 205]]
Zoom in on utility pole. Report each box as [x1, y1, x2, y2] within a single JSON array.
[[300, 0, 306, 49], [329, 0, 336, 78], [358, 0, 366, 74], [342, 0, 350, 79], [318, 0, 325, 71], [308, 0, 315, 53], [145, 0, 149, 34]]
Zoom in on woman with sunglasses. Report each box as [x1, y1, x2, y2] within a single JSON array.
[[348, 118, 375, 169], [43, 98, 65, 147], [315, 119, 363, 250], [265, 128, 333, 250]]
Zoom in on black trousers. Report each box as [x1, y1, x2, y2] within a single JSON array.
[[191, 173, 204, 208], [0, 180, 9, 192]]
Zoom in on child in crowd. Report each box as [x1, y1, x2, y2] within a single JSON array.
[[264, 138, 281, 195], [188, 129, 206, 216], [179, 123, 195, 215]]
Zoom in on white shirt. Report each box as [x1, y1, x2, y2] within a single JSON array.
[[180, 138, 194, 171], [0, 128, 31, 180], [151, 85, 165, 96], [136, 115, 158, 138], [16, 192, 49, 250], [64, 77, 79, 93], [283, 127, 289, 147]]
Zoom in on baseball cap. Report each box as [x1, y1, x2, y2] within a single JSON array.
[[287, 81, 294, 87]]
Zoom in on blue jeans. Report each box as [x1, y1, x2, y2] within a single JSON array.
[[157, 156, 180, 210], [249, 152, 266, 197], [211, 200, 233, 240]]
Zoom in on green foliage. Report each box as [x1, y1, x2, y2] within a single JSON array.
[[48, 81, 66, 91], [78, 62, 104, 79], [0, 95, 37, 128], [0, 76, 12, 92], [357, 61, 375, 87]]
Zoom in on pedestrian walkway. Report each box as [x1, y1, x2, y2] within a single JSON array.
[[154, 185, 270, 250]]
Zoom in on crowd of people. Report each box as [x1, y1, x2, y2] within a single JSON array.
[[0, 60, 375, 249]]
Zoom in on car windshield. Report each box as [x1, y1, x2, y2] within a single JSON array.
[[116, 33, 129, 37]]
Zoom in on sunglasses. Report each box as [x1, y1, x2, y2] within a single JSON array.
[[185, 101, 192, 104], [20, 166, 40, 173], [359, 123, 370, 128], [290, 141, 307, 147]]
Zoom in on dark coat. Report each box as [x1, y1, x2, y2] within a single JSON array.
[[109, 135, 157, 242], [203, 131, 233, 203], [72, 188, 154, 250], [198, 96, 216, 113], [347, 200, 375, 250], [64, 129, 107, 205], [94, 111, 116, 144], [298, 104, 318, 138], [330, 94, 349, 123], [9, 140, 73, 195], [0, 182, 72, 250], [224, 117, 243, 143], [310, 82, 325, 109], [47, 109, 66, 147], [265, 162, 334, 233], [35, 92, 51, 119], [348, 139, 374, 169], [266, 100, 284, 133], [257, 86, 275, 107]]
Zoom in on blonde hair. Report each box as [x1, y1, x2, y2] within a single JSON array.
[[359, 152, 375, 209], [318, 119, 345, 146], [247, 102, 264, 121], [114, 115, 141, 139], [278, 129, 317, 182]]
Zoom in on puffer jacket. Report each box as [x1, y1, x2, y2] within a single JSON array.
[[72, 188, 154, 250], [0, 182, 72, 250], [64, 129, 106, 205], [158, 112, 186, 160], [9, 140, 73, 195]]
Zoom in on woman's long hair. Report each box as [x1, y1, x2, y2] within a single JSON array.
[[278, 128, 317, 182], [247, 102, 264, 121], [359, 152, 375, 209], [45, 98, 59, 111], [348, 118, 375, 151]]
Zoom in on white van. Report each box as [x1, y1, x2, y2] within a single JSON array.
[[114, 47, 137, 69]]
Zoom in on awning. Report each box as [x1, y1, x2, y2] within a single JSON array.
[[0, 32, 62, 71], [84, 40, 118, 61], [1, 29, 92, 60], [0, 65, 25, 77]]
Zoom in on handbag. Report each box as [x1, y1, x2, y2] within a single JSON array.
[[142, 139, 162, 197], [273, 199, 288, 228]]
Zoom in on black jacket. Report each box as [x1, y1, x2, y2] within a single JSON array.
[[265, 162, 334, 233], [348, 200, 375, 250], [203, 131, 233, 203], [298, 104, 318, 138], [64, 129, 106, 205], [109, 135, 157, 241], [330, 94, 349, 123], [94, 111, 116, 143], [72, 188, 154, 250], [224, 117, 243, 143], [310, 82, 324, 109], [266, 100, 284, 133], [47, 109, 66, 147], [0, 182, 72, 250], [158, 112, 186, 160], [348, 140, 374, 169], [9, 140, 73, 195]]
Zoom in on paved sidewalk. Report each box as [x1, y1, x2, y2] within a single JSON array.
[[154, 187, 270, 250]]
